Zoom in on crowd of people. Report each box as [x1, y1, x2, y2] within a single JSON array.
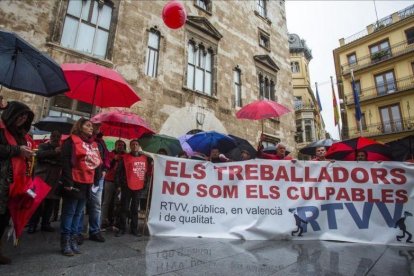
[[0, 99, 404, 264]]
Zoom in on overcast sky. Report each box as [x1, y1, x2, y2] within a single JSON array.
[[285, 0, 413, 140]]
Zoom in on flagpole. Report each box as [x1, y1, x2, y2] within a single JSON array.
[[350, 70, 363, 136], [330, 76, 341, 139]]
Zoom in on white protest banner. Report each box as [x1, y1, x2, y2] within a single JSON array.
[[148, 155, 414, 245]]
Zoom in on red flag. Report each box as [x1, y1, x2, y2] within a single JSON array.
[[8, 177, 51, 241]]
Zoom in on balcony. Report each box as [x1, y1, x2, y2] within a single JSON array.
[[341, 4, 414, 45], [294, 102, 316, 112], [341, 40, 414, 75], [344, 75, 414, 105], [343, 117, 414, 139]]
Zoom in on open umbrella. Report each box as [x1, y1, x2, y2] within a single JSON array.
[[178, 134, 195, 156], [0, 29, 69, 96], [299, 138, 338, 156], [91, 111, 155, 139], [62, 63, 140, 108], [326, 137, 392, 161], [8, 176, 50, 243], [236, 99, 291, 132], [225, 134, 257, 161], [33, 116, 76, 135], [138, 134, 183, 156], [386, 135, 414, 161], [186, 131, 236, 156]]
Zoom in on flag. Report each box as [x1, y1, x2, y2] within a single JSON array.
[[331, 79, 340, 126], [315, 82, 322, 111], [351, 70, 362, 122]]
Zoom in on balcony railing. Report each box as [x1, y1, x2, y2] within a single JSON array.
[[342, 4, 414, 45], [343, 117, 414, 139], [294, 103, 316, 111], [341, 40, 414, 74], [344, 75, 414, 105]]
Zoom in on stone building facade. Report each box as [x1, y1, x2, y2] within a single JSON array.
[[0, 0, 295, 150]]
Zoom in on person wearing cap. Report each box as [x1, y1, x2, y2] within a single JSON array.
[[257, 142, 292, 160], [115, 139, 150, 237]]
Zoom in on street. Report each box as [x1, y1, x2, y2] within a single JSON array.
[[1, 222, 413, 276]]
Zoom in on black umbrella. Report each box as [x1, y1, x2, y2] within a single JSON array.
[[299, 138, 338, 156], [0, 29, 69, 96], [34, 116, 75, 135], [386, 135, 414, 161], [225, 135, 257, 161]]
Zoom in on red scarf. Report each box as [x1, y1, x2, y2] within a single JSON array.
[[123, 154, 148, 191], [0, 120, 32, 197], [71, 135, 102, 184]]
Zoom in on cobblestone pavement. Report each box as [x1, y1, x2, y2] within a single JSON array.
[[1, 223, 413, 275]]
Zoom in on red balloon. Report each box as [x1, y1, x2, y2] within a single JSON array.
[[162, 1, 187, 29]]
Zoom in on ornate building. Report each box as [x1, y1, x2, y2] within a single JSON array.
[[289, 34, 325, 158], [334, 4, 414, 143], [0, 0, 296, 151]]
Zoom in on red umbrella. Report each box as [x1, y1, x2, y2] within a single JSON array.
[[236, 99, 291, 132], [91, 111, 155, 139], [236, 99, 291, 120], [62, 63, 140, 108], [8, 177, 51, 243], [326, 137, 392, 161]]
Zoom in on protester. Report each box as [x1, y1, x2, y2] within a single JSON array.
[[240, 149, 252, 161], [157, 148, 168, 155], [115, 140, 150, 237], [77, 129, 109, 243], [28, 130, 62, 234], [355, 150, 368, 161], [311, 146, 328, 161], [177, 151, 188, 158], [60, 118, 102, 256], [209, 148, 229, 163], [101, 140, 126, 229], [257, 142, 292, 160], [0, 101, 34, 265]]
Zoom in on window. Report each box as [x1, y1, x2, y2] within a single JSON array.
[[256, 0, 267, 18], [347, 53, 357, 66], [195, 0, 211, 12], [291, 62, 300, 73], [304, 119, 313, 142], [380, 104, 402, 133], [405, 27, 414, 44], [49, 94, 93, 119], [359, 112, 367, 130], [370, 40, 391, 62], [258, 30, 270, 50], [186, 42, 213, 96], [258, 73, 275, 101], [61, 0, 113, 58], [145, 30, 160, 78], [233, 68, 242, 107], [375, 71, 396, 96], [295, 119, 303, 143]]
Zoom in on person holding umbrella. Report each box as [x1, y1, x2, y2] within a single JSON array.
[[115, 139, 150, 237], [28, 130, 62, 234], [0, 101, 34, 265], [60, 118, 102, 256]]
